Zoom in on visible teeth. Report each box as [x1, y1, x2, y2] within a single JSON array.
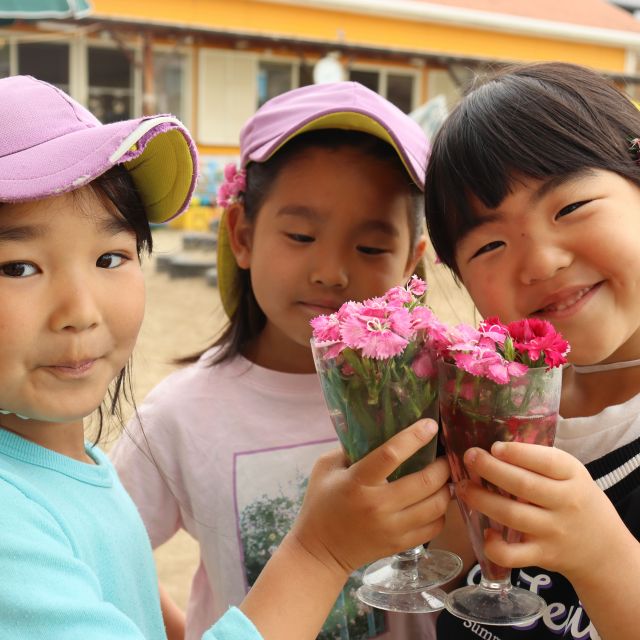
[[544, 287, 591, 312]]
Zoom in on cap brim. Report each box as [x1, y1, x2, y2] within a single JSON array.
[[0, 116, 197, 223], [245, 111, 425, 189]]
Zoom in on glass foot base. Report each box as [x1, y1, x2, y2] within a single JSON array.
[[446, 584, 546, 626], [357, 585, 446, 613], [363, 549, 462, 592]]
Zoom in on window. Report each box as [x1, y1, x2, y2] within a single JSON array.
[[198, 49, 257, 145], [88, 46, 134, 123], [387, 73, 414, 114], [153, 50, 189, 123], [348, 67, 418, 113], [17, 42, 69, 91], [257, 61, 293, 107], [349, 69, 379, 93]]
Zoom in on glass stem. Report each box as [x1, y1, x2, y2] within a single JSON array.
[[391, 545, 424, 581], [393, 545, 424, 561], [479, 573, 513, 594]]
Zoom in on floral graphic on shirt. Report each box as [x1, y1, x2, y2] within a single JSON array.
[[236, 442, 387, 639]]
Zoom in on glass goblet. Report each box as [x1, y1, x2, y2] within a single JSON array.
[[312, 339, 463, 613], [438, 361, 562, 625]]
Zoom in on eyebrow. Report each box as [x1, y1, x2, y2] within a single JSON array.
[[0, 215, 134, 243], [0, 223, 48, 243], [530, 168, 594, 205], [470, 168, 595, 228], [96, 215, 135, 236], [276, 205, 399, 237]]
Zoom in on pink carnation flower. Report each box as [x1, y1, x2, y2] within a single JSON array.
[[341, 304, 413, 359], [407, 275, 428, 297], [310, 313, 341, 343], [507, 318, 570, 367]]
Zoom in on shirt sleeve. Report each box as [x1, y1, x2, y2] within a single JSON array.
[[203, 607, 263, 640], [110, 398, 183, 548], [0, 479, 156, 640]]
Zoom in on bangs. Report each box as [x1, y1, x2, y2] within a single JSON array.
[[425, 63, 640, 273]]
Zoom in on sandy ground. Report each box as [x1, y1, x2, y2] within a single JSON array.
[[107, 228, 477, 610]]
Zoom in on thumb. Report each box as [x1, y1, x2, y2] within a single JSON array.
[[351, 419, 438, 485]]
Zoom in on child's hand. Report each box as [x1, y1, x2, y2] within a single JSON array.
[[457, 442, 625, 582], [291, 419, 452, 579]]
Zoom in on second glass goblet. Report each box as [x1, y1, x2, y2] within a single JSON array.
[[438, 361, 562, 625], [312, 339, 462, 613]]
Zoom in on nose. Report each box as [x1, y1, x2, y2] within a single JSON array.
[[309, 245, 349, 289], [518, 235, 572, 285], [49, 274, 102, 333]]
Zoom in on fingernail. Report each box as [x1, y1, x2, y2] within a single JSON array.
[[464, 448, 477, 466], [492, 442, 506, 457], [421, 420, 437, 437]]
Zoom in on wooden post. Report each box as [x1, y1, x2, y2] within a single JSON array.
[[142, 31, 155, 116]]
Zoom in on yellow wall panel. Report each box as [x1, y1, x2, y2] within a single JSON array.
[[92, 0, 627, 72]]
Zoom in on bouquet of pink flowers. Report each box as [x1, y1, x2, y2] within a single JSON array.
[[310, 276, 446, 480], [439, 316, 570, 455]]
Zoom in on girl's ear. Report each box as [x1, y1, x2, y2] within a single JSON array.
[[405, 234, 428, 277], [225, 203, 254, 269]]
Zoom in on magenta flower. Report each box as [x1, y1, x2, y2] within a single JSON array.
[[216, 163, 246, 208], [384, 286, 413, 307], [507, 318, 570, 367], [407, 275, 427, 297], [310, 313, 341, 343], [442, 315, 569, 385], [340, 306, 412, 359]]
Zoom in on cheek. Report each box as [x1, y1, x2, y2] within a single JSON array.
[[115, 277, 146, 343], [462, 271, 510, 318]]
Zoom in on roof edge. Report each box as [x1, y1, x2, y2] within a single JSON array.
[[255, 0, 640, 47]]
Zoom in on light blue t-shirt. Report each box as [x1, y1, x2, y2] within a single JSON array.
[[0, 429, 262, 639]]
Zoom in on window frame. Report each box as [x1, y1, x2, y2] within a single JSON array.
[[347, 62, 422, 112]]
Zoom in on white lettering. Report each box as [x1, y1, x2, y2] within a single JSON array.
[[517, 569, 552, 594]]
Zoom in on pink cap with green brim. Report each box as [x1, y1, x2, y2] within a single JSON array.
[[239, 81, 427, 189], [0, 75, 197, 223]]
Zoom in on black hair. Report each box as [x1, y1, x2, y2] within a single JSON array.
[[424, 62, 640, 275], [88, 165, 152, 444], [183, 128, 424, 366]]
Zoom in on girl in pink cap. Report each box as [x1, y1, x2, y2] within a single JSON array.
[[0, 76, 450, 640], [112, 82, 450, 639]]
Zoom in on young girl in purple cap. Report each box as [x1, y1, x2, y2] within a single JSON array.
[[424, 62, 640, 639], [111, 82, 447, 639], [0, 76, 451, 640]]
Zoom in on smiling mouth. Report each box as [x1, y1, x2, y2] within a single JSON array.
[[46, 360, 97, 376], [534, 285, 597, 314]]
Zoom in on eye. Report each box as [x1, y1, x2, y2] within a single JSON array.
[[470, 240, 504, 260], [96, 253, 127, 269], [286, 233, 314, 243], [556, 200, 589, 219], [357, 245, 387, 255], [0, 262, 38, 278]]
